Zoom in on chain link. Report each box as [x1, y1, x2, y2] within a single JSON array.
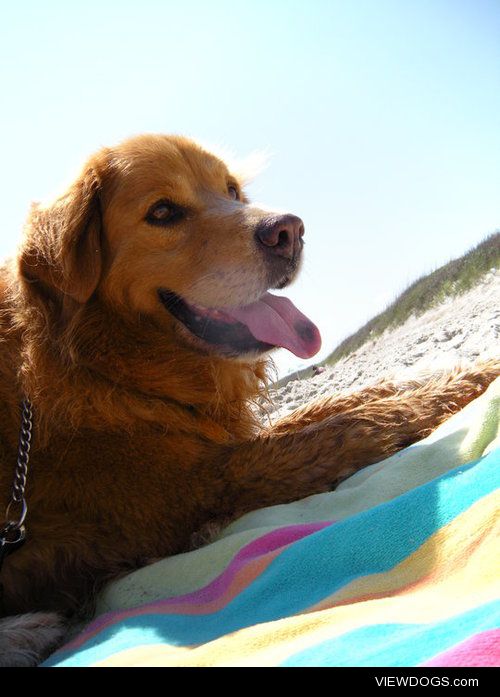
[[1, 399, 33, 551]]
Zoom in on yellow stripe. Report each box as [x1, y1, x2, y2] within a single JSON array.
[[94, 490, 500, 667]]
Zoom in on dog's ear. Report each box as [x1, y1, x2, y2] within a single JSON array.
[[20, 151, 110, 305]]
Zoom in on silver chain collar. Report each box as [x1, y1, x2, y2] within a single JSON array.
[[0, 399, 33, 568]]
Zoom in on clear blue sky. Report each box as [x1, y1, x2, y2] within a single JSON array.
[[1, 0, 499, 376]]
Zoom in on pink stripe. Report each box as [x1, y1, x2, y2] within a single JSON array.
[[58, 521, 332, 654], [422, 629, 500, 667], [162, 522, 331, 605]]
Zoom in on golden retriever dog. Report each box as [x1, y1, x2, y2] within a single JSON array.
[[0, 134, 498, 665]]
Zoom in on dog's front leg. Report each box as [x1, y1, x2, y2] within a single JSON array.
[[218, 360, 499, 516]]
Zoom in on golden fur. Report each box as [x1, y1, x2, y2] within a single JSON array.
[[0, 134, 498, 634]]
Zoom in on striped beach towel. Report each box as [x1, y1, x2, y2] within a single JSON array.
[[44, 377, 500, 667]]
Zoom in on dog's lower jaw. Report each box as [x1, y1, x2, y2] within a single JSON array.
[[160, 289, 274, 358]]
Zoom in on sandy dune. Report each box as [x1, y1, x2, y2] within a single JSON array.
[[266, 269, 499, 421]]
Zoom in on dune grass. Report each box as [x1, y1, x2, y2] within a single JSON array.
[[274, 232, 499, 388], [326, 231, 499, 365]]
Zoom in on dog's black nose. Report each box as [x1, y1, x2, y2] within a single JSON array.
[[255, 214, 305, 260]]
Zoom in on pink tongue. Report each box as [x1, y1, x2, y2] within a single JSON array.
[[224, 292, 322, 358]]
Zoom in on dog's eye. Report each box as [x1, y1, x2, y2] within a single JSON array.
[[146, 201, 184, 226], [228, 185, 239, 201]]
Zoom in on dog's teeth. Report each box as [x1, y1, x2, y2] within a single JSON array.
[[189, 303, 229, 322]]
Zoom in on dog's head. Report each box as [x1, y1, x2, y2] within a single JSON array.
[[20, 135, 321, 360]]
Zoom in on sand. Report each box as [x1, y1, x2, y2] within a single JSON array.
[[266, 269, 500, 421]]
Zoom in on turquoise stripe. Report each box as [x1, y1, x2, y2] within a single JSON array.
[[281, 600, 500, 666], [44, 449, 499, 667]]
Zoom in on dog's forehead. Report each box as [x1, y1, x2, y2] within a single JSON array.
[[110, 135, 231, 196]]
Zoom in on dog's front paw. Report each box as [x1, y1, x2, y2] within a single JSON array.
[[0, 612, 67, 667]]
